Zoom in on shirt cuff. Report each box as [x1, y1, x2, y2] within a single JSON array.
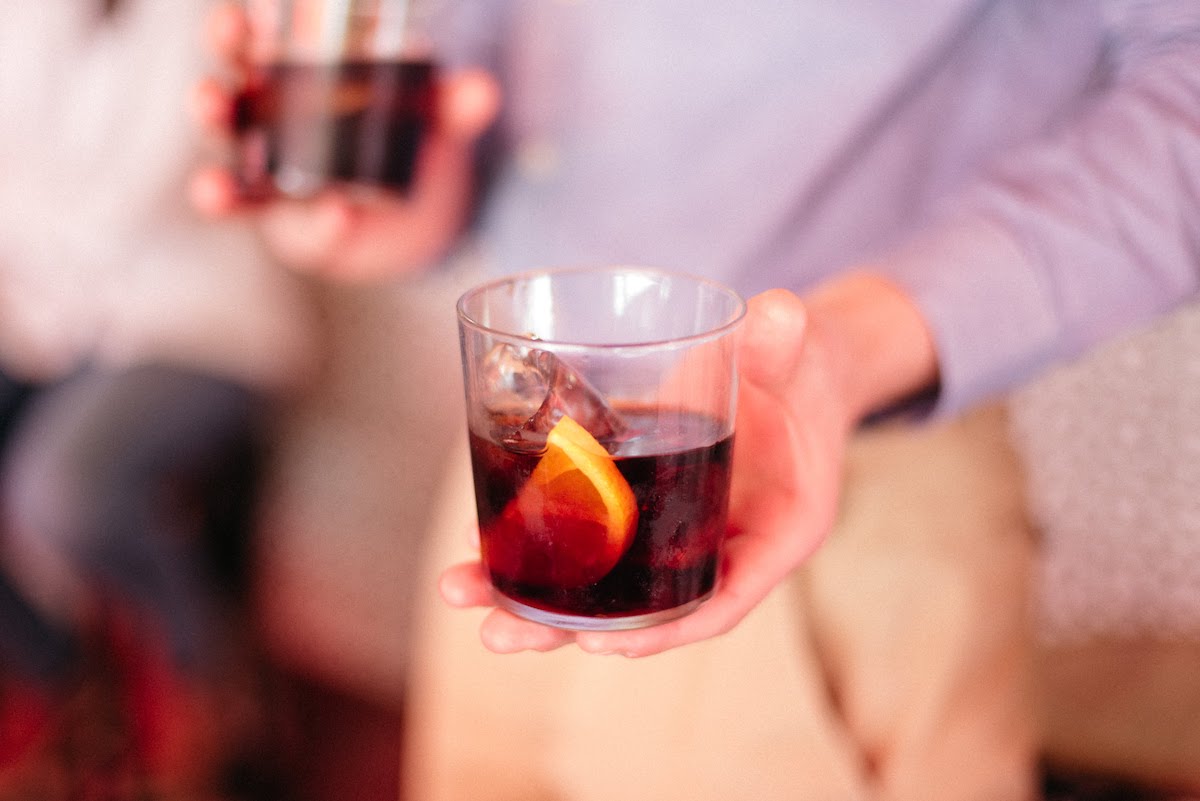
[[882, 214, 1061, 420]]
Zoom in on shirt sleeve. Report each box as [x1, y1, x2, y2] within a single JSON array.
[[886, 0, 1200, 418]]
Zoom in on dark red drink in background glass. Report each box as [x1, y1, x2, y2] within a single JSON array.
[[469, 406, 733, 626], [233, 58, 437, 199]]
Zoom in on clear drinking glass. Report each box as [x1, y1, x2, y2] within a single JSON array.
[[234, 0, 437, 199], [457, 266, 746, 631]]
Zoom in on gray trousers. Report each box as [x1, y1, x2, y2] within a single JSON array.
[[0, 363, 263, 683]]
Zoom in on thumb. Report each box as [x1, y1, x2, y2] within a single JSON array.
[[738, 288, 808, 396], [440, 68, 501, 143]]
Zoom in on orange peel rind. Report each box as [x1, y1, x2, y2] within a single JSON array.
[[491, 415, 638, 587]]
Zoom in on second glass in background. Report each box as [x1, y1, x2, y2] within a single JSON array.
[[234, 0, 437, 200]]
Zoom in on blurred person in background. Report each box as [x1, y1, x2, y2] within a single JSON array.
[[193, 1, 1200, 799], [0, 1, 323, 797]]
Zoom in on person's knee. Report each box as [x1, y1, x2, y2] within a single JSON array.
[[0, 446, 94, 627]]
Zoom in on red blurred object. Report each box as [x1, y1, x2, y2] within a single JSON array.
[[0, 682, 54, 768]]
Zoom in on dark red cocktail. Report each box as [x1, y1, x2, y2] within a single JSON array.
[[233, 59, 436, 199], [457, 267, 745, 631], [469, 406, 733, 628]]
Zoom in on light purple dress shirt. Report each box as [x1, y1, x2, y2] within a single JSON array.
[[428, 0, 1200, 416]]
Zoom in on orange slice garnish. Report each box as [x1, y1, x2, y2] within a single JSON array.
[[486, 415, 639, 588]]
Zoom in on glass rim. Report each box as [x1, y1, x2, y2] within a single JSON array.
[[455, 265, 748, 352]]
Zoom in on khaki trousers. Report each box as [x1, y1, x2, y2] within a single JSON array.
[[402, 404, 1044, 801]]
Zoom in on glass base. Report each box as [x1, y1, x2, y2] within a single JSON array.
[[493, 589, 714, 632]]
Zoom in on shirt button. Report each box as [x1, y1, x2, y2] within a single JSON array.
[[516, 138, 561, 180]]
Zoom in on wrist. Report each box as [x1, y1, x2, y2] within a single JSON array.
[[802, 271, 940, 426]]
